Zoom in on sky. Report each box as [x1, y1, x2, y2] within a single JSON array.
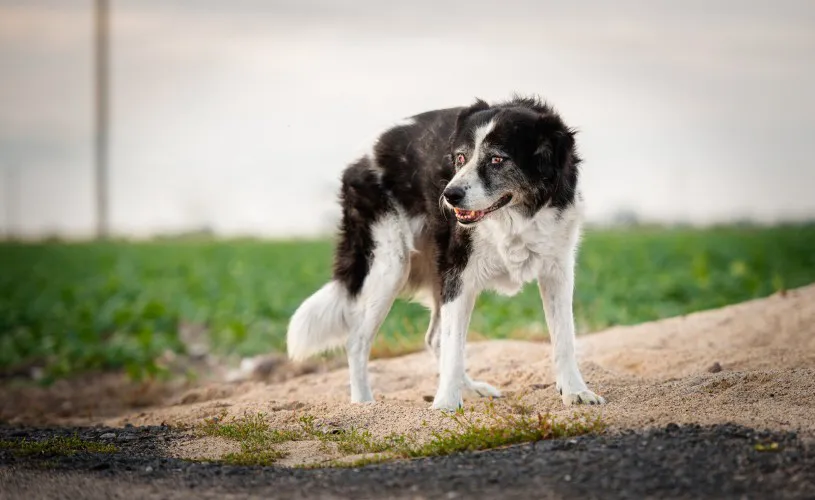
[[0, 0, 814, 238]]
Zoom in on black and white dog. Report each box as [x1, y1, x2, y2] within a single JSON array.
[[287, 95, 606, 411]]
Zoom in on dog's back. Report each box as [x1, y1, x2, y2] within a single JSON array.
[[286, 107, 459, 364]]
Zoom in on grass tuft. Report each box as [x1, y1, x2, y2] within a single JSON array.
[[220, 449, 287, 466], [406, 404, 605, 457], [196, 401, 605, 468], [295, 454, 393, 469], [0, 435, 117, 457], [198, 411, 296, 465]]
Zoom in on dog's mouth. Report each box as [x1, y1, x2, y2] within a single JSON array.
[[453, 194, 513, 225]]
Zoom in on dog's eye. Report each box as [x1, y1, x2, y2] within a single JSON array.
[[455, 154, 466, 168], [491, 156, 505, 165]]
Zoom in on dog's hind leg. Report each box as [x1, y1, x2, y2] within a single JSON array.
[[424, 303, 441, 358], [345, 213, 412, 403]]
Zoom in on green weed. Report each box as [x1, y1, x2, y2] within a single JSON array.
[[198, 411, 297, 465], [406, 404, 605, 458], [0, 435, 117, 457], [196, 403, 605, 468]]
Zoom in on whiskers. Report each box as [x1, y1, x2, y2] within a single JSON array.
[[436, 178, 452, 221], [437, 193, 449, 221]]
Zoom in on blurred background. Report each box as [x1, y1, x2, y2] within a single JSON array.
[[2, 0, 814, 238], [0, 0, 814, 383]]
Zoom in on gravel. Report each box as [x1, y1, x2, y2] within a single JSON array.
[[1, 423, 814, 499]]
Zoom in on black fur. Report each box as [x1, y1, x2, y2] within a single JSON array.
[[332, 157, 394, 296], [331, 95, 581, 301]]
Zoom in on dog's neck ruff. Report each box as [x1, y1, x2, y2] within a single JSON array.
[[466, 199, 582, 294]]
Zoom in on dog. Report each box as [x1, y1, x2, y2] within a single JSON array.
[[286, 95, 606, 410]]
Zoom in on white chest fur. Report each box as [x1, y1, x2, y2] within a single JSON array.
[[464, 203, 582, 296]]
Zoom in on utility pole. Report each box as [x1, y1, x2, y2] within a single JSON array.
[[3, 166, 18, 240], [94, 0, 110, 238]]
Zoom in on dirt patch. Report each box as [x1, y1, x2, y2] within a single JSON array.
[[3, 284, 814, 466], [168, 435, 240, 462]]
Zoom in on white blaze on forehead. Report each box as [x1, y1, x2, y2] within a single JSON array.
[[469, 119, 496, 164], [455, 119, 496, 178], [446, 118, 499, 212]]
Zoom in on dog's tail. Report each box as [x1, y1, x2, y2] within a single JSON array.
[[286, 280, 351, 361]]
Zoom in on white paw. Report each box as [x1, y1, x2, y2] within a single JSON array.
[[560, 389, 606, 406], [463, 376, 503, 398], [351, 389, 374, 403], [557, 370, 606, 406], [431, 400, 463, 412], [431, 390, 463, 412]]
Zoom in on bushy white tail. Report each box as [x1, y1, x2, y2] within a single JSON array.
[[286, 281, 351, 361]]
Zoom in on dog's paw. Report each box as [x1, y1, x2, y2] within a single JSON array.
[[559, 388, 606, 406], [431, 391, 463, 412], [350, 389, 374, 404], [463, 377, 503, 398], [352, 398, 376, 405], [431, 400, 463, 412], [556, 369, 606, 406]]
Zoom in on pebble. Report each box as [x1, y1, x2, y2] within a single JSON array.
[[99, 432, 116, 440]]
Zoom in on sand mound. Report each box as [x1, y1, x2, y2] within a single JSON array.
[[3, 284, 814, 465]]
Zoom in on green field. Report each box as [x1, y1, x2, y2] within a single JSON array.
[[1, 224, 814, 382]]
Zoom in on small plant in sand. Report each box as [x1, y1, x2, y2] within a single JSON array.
[[197, 399, 606, 468], [405, 401, 606, 459], [198, 411, 396, 465], [0, 435, 117, 457], [198, 412, 295, 466]]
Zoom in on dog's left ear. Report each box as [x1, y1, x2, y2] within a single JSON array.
[[535, 115, 577, 176]]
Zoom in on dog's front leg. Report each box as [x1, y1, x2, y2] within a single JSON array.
[[431, 289, 477, 411], [538, 261, 606, 406]]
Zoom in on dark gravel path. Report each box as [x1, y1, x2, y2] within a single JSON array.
[[1, 423, 814, 499]]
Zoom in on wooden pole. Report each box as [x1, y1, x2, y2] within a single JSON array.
[[94, 0, 110, 238], [3, 167, 16, 239]]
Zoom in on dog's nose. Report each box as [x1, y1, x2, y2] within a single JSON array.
[[443, 186, 466, 206]]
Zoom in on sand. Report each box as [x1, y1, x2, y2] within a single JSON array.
[[3, 284, 814, 466]]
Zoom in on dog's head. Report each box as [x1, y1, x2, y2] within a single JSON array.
[[443, 97, 579, 225]]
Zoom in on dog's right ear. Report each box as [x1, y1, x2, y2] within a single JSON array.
[[454, 98, 490, 132], [449, 98, 490, 152]]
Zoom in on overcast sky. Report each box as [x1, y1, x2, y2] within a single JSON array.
[[1, 0, 814, 237]]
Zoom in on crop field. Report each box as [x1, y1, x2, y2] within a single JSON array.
[[1, 224, 814, 382]]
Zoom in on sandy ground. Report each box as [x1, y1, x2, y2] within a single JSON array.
[[2, 284, 814, 466]]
